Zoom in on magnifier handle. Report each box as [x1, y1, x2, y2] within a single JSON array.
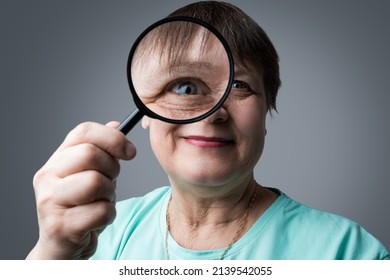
[[117, 108, 144, 135]]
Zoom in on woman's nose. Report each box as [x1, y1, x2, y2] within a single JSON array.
[[204, 103, 229, 124]]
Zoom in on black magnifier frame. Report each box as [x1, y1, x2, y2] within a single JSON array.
[[118, 16, 235, 135]]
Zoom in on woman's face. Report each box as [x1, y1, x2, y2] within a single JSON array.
[[142, 70, 267, 190], [140, 29, 268, 190]]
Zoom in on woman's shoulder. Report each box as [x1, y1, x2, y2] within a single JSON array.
[[272, 189, 389, 259], [277, 190, 368, 231]]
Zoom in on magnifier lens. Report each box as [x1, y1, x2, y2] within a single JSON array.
[[129, 19, 231, 122]]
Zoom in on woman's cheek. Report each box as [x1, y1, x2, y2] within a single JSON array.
[[148, 120, 178, 162]]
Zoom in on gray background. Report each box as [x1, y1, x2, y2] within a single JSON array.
[[1, 0, 389, 259]]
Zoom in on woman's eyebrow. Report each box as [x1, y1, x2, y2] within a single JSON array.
[[166, 61, 214, 74], [234, 68, 264, 92], [135, 61, 228, 88], [234, 67, 254, 78], [153, 61, 229, 81]]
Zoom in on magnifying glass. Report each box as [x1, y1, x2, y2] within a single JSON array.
[[117, 16, 234, 135]]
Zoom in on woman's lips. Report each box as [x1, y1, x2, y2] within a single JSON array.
[[184, 135, 234, 148]]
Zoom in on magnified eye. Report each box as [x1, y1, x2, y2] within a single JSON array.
[[173, 81, 199, 95], [155, 77, 214, 114], [167, 78, 207, 96]]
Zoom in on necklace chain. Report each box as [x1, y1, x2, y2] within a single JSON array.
[[165, 183, 259, 260]]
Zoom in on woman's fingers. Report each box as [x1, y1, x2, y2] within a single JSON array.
[[50, 143, 121, 180], [58, 121, 136, 160], [53, 170, 117, 206]]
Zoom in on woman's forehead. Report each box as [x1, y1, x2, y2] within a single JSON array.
[[132, 27, 229, 76]]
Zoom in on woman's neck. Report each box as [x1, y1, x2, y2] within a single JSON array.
[[167, 176, 278, 251], [170, 177, 256, 225]]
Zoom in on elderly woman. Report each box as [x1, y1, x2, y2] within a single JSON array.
[[27, 1, 388, 260]]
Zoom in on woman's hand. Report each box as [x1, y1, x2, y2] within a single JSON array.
[[26, 121, 136, 259]]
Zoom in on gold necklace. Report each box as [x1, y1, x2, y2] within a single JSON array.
[[165, 184, 259, 260]]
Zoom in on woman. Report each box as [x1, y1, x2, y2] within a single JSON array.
[[27, 1, 388, 260]]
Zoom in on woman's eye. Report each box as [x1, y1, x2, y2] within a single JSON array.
[[171, 81, 200, 95], [232, 80, 251, 91]]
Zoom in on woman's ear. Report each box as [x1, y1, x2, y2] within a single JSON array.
[[141, 115, 150, 129]]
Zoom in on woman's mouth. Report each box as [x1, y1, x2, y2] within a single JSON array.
[[184, 135, 234, 148]]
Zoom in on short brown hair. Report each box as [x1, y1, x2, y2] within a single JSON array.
[[169, 1, 281, 112]]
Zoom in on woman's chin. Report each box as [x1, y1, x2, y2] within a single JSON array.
[[170, 163, 240, 188]]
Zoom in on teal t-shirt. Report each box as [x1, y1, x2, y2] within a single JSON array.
[[91, 187, 389, 260]]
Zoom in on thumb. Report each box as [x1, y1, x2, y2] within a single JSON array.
[[105, 121, 120, 129], [105, 121, 137, 159]]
